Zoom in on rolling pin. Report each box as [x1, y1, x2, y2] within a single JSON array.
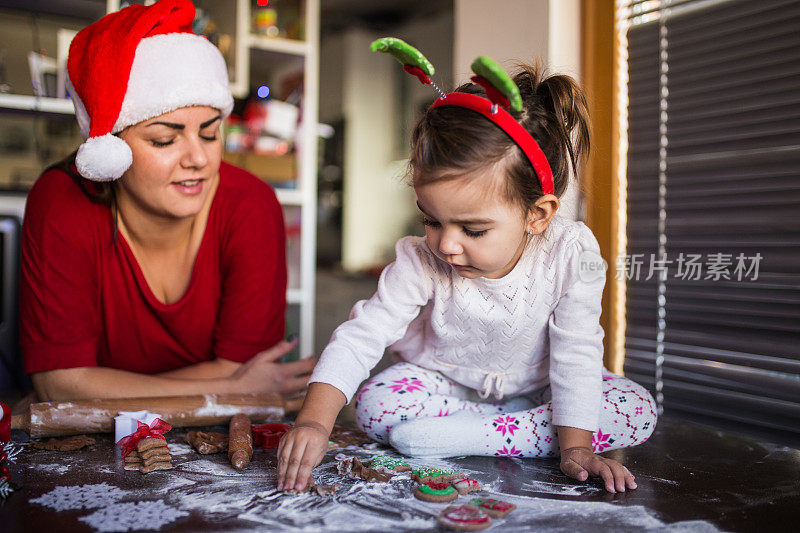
[[11, 393, 305, 438]]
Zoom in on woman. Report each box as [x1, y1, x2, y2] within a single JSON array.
[[19, 0, 314, 401]]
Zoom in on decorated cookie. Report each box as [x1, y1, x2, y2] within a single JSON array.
[[414, 482, 458, 503], [437, 505, 492, 531], [411, 466, 464, 484], [452, 477, 482, 495], [467, 497, 516, 518], [368, 455, 411, 473]]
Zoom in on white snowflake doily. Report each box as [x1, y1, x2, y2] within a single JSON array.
[[3, 441, 24, 463], [30, 482, 126, 511], [79, 501, 189, 532]]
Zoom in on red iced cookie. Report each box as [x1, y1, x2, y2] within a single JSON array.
[[437, 505, 492, 531]]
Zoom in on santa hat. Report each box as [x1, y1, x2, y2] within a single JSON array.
[[67, 0, 233, 182]]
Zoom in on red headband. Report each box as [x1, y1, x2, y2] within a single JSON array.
[[430, 92, 555, 196]]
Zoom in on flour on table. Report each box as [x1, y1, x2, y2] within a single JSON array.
[[30, 483, 126, 511], [522, 479, 603, 496], [79, 500, 188, 532], [30, 463, 71, 475], [166, 442, 193, 456]]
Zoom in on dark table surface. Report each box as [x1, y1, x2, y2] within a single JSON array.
[[2, 417, 799, 532]]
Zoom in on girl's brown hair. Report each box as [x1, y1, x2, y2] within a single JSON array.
[[410, 62, 590, 213]]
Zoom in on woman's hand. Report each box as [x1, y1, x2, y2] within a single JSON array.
[[560, 446, 637, 493], [228, 339, 316, 396], [277, 421, 330, 492]]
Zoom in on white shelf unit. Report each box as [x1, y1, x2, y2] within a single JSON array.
[[0, 0, 319, 359], [230, 0, 319, 360], [0, 94, 75, 115]]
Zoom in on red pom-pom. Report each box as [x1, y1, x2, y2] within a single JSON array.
[[0, 465, 9, 475]]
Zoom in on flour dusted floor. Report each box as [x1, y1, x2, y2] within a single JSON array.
[[7, 418, 800, 532]]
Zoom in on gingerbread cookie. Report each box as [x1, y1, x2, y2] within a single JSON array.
[[467, 498, 516, 518], [414, 482, 458, 503], [411, 466, 464, 484], [185, 431, 228, 454], [136, 437, 167, 453], [368, 455, 411, 473], [437, 505, 492, 531], [31, 435, 96, 451], [128, 437, 173, 473], [140, 462, 173, 474], [453, 478, 482, 495], [140, 446, 171, 461]]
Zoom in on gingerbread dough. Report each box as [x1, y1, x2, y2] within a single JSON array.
[[31, 435, 96, 451], [185, 431, 228, 454], [337, 456, 395, 482]]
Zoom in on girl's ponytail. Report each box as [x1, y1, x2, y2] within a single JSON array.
[[513, 63, 591, 200]]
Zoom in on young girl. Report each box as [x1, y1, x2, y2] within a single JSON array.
[[278, 63, 657, 494]]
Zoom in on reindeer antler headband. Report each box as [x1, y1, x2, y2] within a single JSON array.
[[371, 37, 555, 196]]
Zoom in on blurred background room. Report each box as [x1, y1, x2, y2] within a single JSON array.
[[0, 0, 797, 448]]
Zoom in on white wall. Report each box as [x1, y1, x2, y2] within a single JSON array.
[[453, 0, 583, 221], [333, 1, 584, 271], [336, 12, 454, 272]]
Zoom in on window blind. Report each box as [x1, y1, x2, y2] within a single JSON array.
[[618, 0, 800, 444]]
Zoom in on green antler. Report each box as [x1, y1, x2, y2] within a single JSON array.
[[470, 56, 522, 112], [370, 37, 435, 77]]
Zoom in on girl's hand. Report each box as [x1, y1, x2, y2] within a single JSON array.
[[277, 421, 329, 492], [560, 446, 637, 493]]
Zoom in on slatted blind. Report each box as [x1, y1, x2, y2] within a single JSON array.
[[618, 0, 800, 443]]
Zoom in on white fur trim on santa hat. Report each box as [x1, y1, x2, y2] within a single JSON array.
[[75, 134, 133, 182], [66, 75, 91, 140], [113, 33, 233, 133]]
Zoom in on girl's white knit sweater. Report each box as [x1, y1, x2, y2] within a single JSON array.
[[310, 214, 607, 432]]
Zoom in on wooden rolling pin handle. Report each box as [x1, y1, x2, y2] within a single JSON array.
[[10, 413, 30, 433]]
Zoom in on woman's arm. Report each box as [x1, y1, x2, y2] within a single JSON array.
[[31, 338, 313, 401], [32, 366, 237, 402], [157, 357, 241, 380]]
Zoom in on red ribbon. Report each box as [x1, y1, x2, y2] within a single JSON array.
[[0, 401, 10, 443], [116, 418, 172, 457], [404, 64, 431, 85]]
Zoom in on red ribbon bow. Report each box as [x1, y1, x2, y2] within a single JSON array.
[[116, 418, 172, 457]]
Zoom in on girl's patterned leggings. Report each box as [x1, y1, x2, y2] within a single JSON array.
[[354, 362, 658, 457]]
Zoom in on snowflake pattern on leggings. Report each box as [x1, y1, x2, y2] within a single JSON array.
[[355, 362, 658, 457]]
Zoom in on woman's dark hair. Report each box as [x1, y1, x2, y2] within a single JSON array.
[[46, 150, 115, 206], [45, 150, 119, 239], [410, 62, 590, 213]]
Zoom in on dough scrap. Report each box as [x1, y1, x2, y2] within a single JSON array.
[[337, 456, 395, 483], [31, 435, 96, 451], [185, 431, 228, 454]]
